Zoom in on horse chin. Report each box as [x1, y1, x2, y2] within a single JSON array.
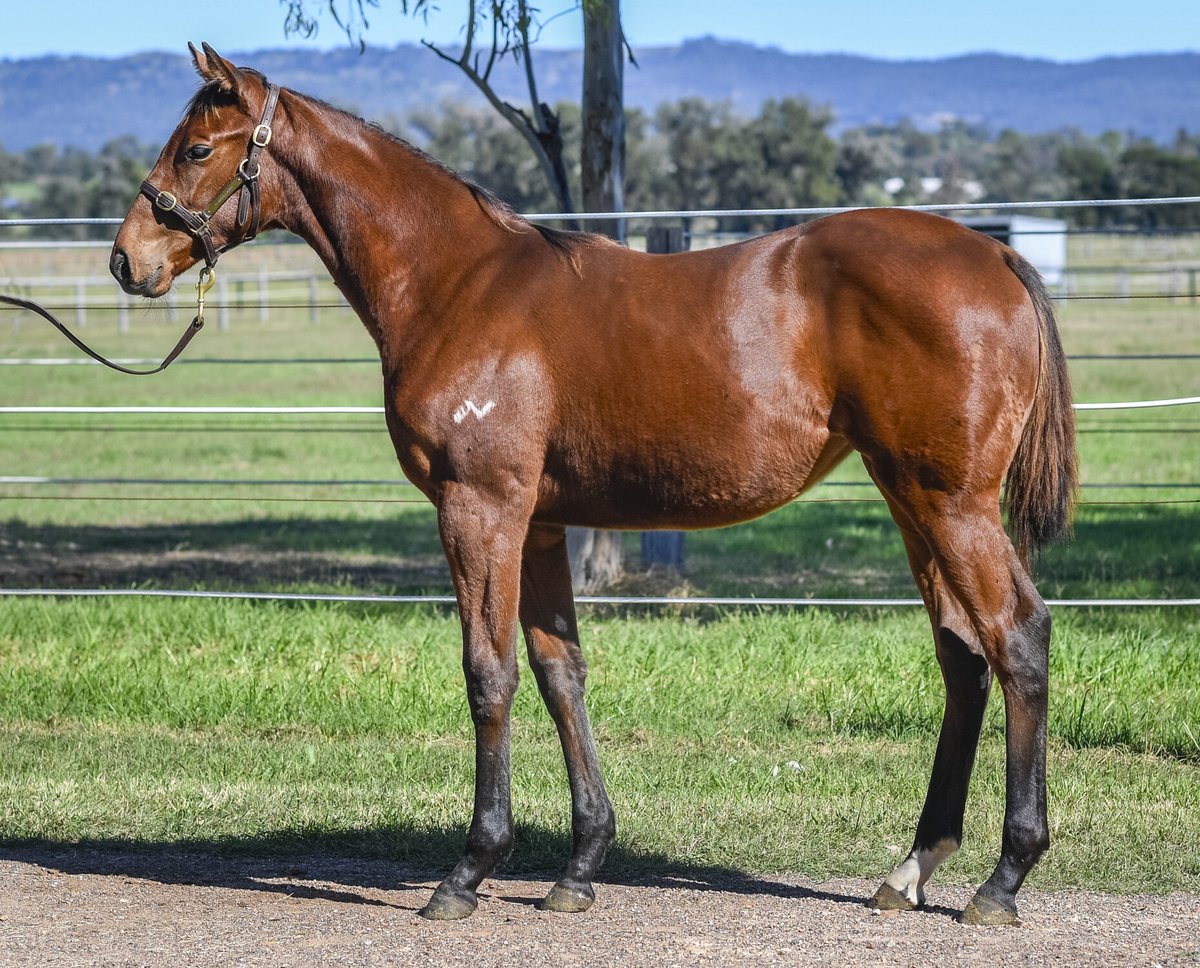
[[121, 266, 172, 299]]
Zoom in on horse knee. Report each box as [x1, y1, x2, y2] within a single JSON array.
[[465, 664, 519, 725]]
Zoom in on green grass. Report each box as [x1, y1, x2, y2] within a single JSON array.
[[0, 241, 1197, 894], [0, 600, 1196, 890]]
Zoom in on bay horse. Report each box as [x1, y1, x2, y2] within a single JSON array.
[[110, 44, 1077, 925]]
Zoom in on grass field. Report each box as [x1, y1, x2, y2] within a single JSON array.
[[0, 234, 1197, 895]]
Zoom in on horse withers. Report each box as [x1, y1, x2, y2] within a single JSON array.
[[110, 44, 1077, 925]]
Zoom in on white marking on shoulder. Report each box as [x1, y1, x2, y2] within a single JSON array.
[[453, 399, 496, 424]]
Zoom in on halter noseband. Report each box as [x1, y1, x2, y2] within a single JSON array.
[[140, 82, 281, 271]]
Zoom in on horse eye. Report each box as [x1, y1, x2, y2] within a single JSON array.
[[186, 145, 213, 161]]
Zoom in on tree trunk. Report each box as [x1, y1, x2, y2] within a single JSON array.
[[581, 0, 625, 240], [568, 0, 626, 593]]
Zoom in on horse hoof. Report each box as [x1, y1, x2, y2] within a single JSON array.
[[961, 891, 1021, 926], [868, 882, 919, 911], [537, 883, 595, 913], [418, 887, 478, 920]]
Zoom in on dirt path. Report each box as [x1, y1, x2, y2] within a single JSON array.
[[1, 848, 1196, 967]]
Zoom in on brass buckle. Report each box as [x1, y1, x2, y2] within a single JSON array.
[[195, 266, 216, 324], [252, 124, 272, 147], [155, 191, 178, 212]]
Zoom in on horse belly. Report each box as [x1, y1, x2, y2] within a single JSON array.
[[537, 421, 847, 532]]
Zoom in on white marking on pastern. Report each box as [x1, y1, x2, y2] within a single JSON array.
[[882, 837, 959, 907]]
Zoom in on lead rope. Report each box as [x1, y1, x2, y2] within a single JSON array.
[[0, 267, 215, 376]]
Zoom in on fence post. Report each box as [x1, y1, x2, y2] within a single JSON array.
[[217, 275, 230, 331], [117, 288, 129, 333], [259, 268, 270, 322], [74, 282, 86, 329], [641, 224, 688, 572], [308, 275, 319, 324]]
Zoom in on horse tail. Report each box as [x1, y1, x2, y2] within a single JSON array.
[[1001, 249, 1079, 570]]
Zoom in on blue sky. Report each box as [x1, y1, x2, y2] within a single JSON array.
[[1, 0, 1196, 61]]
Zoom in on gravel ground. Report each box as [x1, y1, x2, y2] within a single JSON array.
[[0, 847, 1196, 967]]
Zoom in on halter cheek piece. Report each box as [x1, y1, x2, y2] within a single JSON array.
[[140, 82, 281, 272]]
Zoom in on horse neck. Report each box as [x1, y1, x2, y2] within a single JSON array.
[[268, 93, 506, 353]]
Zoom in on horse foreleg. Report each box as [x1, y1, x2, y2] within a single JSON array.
[[519, 524, 616, 913], [871, 517, 992, 911], [419, 484, 526, 921]]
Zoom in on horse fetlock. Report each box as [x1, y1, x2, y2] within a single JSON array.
[[466, 824, 516, 869]]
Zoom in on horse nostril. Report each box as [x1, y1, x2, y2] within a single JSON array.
[[109, 248, 129, 283]]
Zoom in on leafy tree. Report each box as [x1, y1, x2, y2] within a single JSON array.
[[736, 98, 839, 230], [651, 98, 739, 217], [1057, 132, 1122, 227], [404, 102, 570, 212], [835, 130, 893, 207], [0, 145, 25, 206], [27, 176, 89, 239], [1119, 140, 1200, 227]]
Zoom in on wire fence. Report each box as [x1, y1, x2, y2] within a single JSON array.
[[1, 199, 1197, 610], [1, 587, 1196, 609]]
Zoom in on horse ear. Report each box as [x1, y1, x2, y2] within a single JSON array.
[[190, 41, 244, 95]]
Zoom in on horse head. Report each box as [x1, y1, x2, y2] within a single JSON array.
[[111, 43, 280, 297]]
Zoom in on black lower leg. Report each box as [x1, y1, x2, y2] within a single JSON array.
[[964, 604, 1051, 925], [420, 709, 516, 920], [915, 627, 992, 848], [873, 625, 991, 910], [520, 527, 615, 913]]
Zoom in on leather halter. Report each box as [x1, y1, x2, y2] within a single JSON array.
[[140, 82, 281, 270]]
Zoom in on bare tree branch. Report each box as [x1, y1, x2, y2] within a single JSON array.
[[282, 0, 581, 215]]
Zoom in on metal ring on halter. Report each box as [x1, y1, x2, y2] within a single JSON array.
[[238, 158, 260, 181]]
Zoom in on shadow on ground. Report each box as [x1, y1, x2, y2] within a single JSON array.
[[2, 502, 1196, 599], [0, 824, 877, 915]]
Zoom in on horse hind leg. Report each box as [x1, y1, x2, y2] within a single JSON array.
[[877, 485, 1051, 926], [519, 523, 616, 913], [870, 506, 993, 912]]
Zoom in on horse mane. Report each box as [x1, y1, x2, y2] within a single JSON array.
[[186, 75, 608, 268]]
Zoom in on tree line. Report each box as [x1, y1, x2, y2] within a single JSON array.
[[5, 100, 1200, 239]]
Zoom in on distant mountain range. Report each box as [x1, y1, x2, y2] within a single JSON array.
[[1, 37, 1197, 152]]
